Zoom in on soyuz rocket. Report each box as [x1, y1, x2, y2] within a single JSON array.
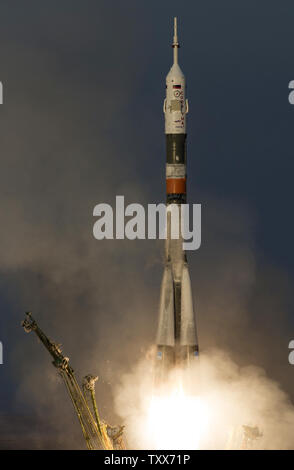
[[155, 18, 199, 382]]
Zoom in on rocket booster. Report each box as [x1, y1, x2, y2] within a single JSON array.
[[155, 18, 199, 382]]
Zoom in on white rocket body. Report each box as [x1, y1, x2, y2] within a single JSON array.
[[155, 19, 199, 383]]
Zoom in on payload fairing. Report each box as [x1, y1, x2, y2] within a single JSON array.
[[156, 18, 199, 382]]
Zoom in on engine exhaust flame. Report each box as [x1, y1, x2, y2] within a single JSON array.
[[146, 385, 211, 449]]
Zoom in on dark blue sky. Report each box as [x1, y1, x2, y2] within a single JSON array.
[[0, 0, 294, 448]]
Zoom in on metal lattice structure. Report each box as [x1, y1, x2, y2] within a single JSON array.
[[22, 312, 125, 450]]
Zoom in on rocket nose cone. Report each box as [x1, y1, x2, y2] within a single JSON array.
[[166, 63, 185, 81]]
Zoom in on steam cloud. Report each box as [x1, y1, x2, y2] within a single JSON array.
[[114, 350, 294, 449]]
